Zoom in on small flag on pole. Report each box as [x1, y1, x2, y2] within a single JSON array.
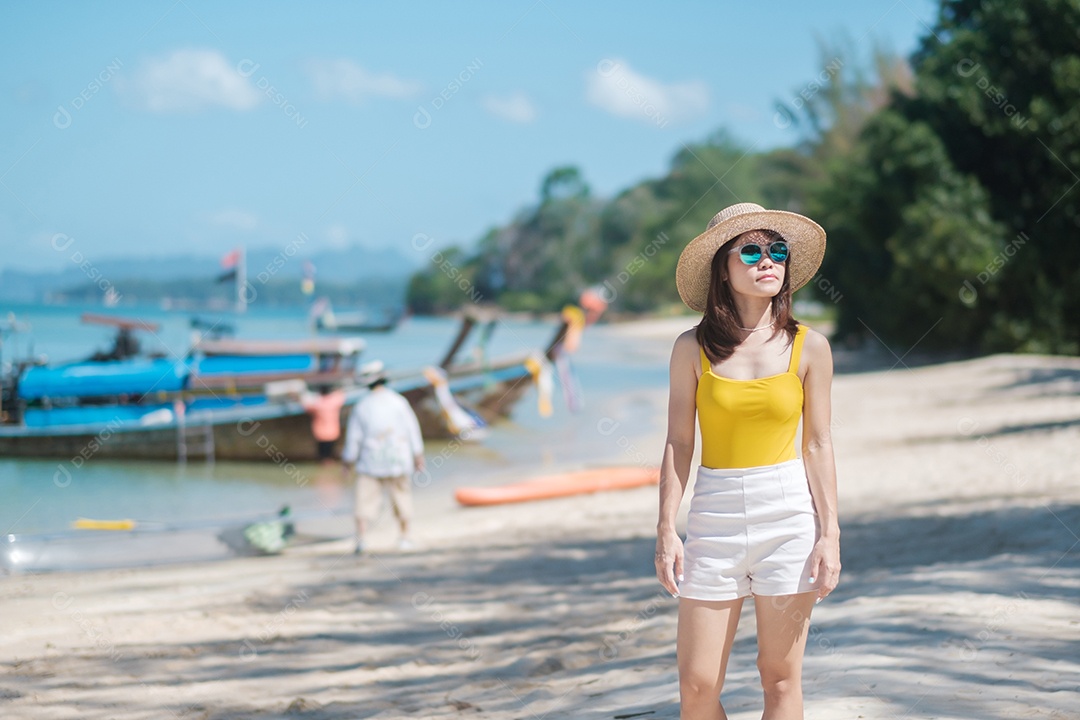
[[301, 260, 316, 295], [217, 248, 241, 282]]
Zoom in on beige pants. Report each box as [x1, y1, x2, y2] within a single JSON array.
[[355, 473, 412, 525]]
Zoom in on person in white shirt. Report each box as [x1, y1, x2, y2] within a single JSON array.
[[341, 371, 425, 554]]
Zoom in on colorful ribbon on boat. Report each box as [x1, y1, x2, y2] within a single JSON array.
[[553, 347, 583, 413], [545, 305, 588, 412], [476, 320, 496, 387], [422, 366, 487, 438], [524, 353, 554, 418], [559, 305, 587, 354]]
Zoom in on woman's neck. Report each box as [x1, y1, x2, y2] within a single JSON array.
[[732, 298, 774, 330]]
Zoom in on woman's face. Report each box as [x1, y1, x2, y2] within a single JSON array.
[[723, 229, 786, 299]]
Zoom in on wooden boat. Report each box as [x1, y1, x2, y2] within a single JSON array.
[[0, 309, 575, 460], [454, 466, 661, 507], [0, 398, 340, 462], [315, 309, 404, 334], [0, 312, 371, 461], [81, 313, 159, 361], [397, 308, 572, 439], [311, 299, 405, 334], [187, 336, 366, 393]]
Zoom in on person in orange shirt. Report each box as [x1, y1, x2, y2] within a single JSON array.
[[301, 385, 347, 463]]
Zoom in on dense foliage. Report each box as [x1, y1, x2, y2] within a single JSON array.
[[407, 0, 1080, 354], [816, 0, 1080, 353]]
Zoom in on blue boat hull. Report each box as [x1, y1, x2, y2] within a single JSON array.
[[0, 362, 536, 460], [0, 399, 336, 462]]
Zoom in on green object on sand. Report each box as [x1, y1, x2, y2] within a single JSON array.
[[242, 506, 295, 554]]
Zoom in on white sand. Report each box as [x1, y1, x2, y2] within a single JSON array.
[[2, 316, 1079, 719]]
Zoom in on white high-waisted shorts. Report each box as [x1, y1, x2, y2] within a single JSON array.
[[678, 457, 820, 601]]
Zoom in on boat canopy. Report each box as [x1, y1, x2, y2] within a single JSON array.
[[17, 359, 189, 401], [193, 337, 365, 357]]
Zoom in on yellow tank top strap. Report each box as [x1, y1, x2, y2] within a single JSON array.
[[699, 325, 808, 375], [787, 324, 808, 374]]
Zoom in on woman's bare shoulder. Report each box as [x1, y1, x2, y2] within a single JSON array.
[[672, 328, 700, 353], [669, 328, 701, 368], [800, 325, 834, 367], [675, 327, 699, 343]]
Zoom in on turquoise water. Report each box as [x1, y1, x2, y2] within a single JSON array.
[[0, 304, 670, 551]]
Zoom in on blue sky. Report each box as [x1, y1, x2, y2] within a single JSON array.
[[1, 0, 938, 274]]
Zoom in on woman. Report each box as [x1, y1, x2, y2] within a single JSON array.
[[655, 202, 841, 719]]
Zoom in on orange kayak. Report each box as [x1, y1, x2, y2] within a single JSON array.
[[454, 466, 660, 507]]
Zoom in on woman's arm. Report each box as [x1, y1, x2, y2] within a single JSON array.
[[801, 329, 841, 601], [655, 330, 700, 596]]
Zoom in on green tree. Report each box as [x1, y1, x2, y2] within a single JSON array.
[[406, 246, 482, 315], [406, 0, 1080, 344], [774, 36, 914, 214], [909, 0, 1080, 352], [408, 167, 603, 313], [618, 131, 769, 310], [540, 166, 590, 203], [815, 111, 1004, 350], [476, 166, 602, 311], [815, 0, 1080, 353]]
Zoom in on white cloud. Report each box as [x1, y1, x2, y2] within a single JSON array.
[[585, 59, 709, 126], [307, 59, 423, 104], [207, 209, 259, 231], [121, 49, 260, 112], [482, 92, 537, 123]]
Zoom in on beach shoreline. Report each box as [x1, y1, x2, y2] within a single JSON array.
[[2, 315, 1079, 718]]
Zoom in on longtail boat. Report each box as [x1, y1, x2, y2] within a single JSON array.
[[0, 309, 575, 461]]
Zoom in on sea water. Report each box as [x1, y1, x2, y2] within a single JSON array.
[[0, 303, 670, 568]]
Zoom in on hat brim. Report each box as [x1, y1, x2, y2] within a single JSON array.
[[365, 372, 389, 388], [675, 209, 826, 312]]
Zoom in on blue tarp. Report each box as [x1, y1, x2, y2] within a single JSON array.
[[17, 353, 318, 401], [194, 355, 313, 375], [21, 404, 175, 428], [187, 396, 269, 410], [17, 359, 189, 400]]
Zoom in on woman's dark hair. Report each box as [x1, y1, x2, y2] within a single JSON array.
[[695, 230, 798, 364]]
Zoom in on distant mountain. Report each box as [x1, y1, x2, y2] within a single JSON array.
[[0, 243, 426, 302]]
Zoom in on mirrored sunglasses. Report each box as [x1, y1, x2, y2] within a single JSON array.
[[730, 240, 789, 265]]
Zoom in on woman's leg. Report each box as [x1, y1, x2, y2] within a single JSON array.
[[752, 592, 816, 720], [677, 597, 745, 720]]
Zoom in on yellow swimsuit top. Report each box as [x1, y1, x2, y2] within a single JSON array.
[[696, 324, 807, 469]]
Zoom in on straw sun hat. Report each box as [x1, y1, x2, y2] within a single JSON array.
[[675, 202, 826, 312]]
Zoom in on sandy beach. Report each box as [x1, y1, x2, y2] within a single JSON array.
[[2, 316, 1079, 719]]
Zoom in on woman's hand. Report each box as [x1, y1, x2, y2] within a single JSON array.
[[655, 528, 684, 597], [810, 534, 841, 602]]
